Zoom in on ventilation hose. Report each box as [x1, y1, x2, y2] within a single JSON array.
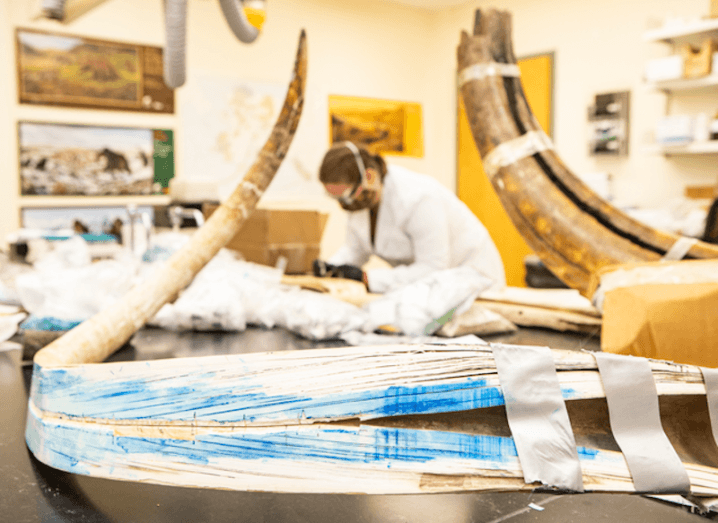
[[218, 0, 260, 43], [41, 0, 68, 20], [163, 0, 187, 89]]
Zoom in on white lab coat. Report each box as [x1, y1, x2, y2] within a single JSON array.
[[329, 165, 506, 293]]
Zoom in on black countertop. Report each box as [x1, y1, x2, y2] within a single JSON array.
[[2, 326, 715, 522]]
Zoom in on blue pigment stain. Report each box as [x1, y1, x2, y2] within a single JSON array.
[[35, 367, 584, 424], [116, 427, 521, 465], [27, 403, 607, 484]]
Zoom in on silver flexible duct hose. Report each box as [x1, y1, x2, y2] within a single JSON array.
[[218, 0, 259, 44], [41, 0, 68, 20], [163, 0, 188, 89]]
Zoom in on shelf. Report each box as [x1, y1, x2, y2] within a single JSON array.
[[647, 141, 718, 155], [646, 74, 718, 92], [19, 194, 171, 208], [644, 17, 718, 45]]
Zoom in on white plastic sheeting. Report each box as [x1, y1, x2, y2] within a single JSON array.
[[9, 234, 499, 342], [363, 267, 494, 336]]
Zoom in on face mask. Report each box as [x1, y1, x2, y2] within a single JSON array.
[[325, 142, 381, 211]]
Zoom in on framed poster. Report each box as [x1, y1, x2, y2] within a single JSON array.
[[19, 121, 174, 196], [21, 206, 155, 234], [16, 28, 174, 113], [328, 95, 423, 157]]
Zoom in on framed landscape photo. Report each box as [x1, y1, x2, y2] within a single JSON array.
[[18, 121, 174, 196], [16, 28, 174, 113], [328, 95, 423, 157]]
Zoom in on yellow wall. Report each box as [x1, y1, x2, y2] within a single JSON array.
[[457, 54, 553, 287]]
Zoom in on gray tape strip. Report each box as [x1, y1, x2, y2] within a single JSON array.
[[662, 236, 698, 261], [482, 131, 554, 179], [458, 62, 521, 87], [701, 367, 718, 447], [594, 352, 690, 493], [492, 344, 584, 491]]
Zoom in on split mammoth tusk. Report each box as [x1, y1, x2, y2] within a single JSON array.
[[34, 30, 307, 367], [458, 9, 718, 296]]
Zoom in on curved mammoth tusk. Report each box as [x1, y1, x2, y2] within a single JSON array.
[[34, 30, 307, 367], [163, 0, 188, 88], [458, 10, 718, 296], [218, 0, 260, 44]]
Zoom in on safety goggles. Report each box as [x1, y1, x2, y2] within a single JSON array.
[[324, 141, 368, 206]]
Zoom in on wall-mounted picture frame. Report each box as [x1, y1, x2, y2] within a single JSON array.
[[21, 206, 155, 235], [328, 95, 423, 157], [19, 121, 174, 196], [16, 28, 174, 113]]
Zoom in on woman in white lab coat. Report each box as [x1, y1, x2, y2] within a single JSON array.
[[314, 141, 506, 294]]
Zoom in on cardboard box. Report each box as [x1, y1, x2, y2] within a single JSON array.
[[590, 260, 718, 367], [601, 283, 718, 367], [203, 205, 328, 274], [681, 39, 716, 78]]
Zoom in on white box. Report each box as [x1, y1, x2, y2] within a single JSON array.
[[655, 115, 694, 145], [645, 55, 683, 82]]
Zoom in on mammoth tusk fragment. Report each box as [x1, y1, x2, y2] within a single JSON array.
[[458, 10, 718, 295]]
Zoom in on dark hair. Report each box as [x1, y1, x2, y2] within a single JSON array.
[[319, 142, 388, 185]]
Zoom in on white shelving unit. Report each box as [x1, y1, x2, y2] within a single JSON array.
[[19, 194, 171, 208], [644, 17, 718, 46], [647, 74, 718, 93], [645, 18, 718, 156], [647, 141, 718, 155]]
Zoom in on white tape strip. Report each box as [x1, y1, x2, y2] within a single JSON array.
[[593, 352, 690, 493], [662, 236, 698, 261], [458, 62, 521, 87], [701, 367, 718, 448], [482, 131, 554, 179], [492, 344, 584, 491]]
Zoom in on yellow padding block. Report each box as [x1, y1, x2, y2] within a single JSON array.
[[601, 282, 718, 367]]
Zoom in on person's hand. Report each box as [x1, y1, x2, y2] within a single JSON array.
[[312, 260, 364, 283]]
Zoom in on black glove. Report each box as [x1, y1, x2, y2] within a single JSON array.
[[312, 260, 364, 282]]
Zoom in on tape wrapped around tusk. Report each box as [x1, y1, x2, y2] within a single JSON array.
[[482, 130, 554, 179], [594, 352, 690, 494], [662, 236, 699, 261], [492, 344, 584, 491], [458, 62, 520, 87]]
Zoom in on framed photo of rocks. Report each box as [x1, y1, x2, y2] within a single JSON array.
[[16, 28, 174, 113], [18, 121, 174, 196]]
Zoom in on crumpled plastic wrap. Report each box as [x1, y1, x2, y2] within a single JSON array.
[[340, 331, 486, 347], [362, 267, 495, 336], [148, 248, 367, 340], [15, 237, 139, 323], [10, 232, 500, 343], [0, 252, 35, 306]]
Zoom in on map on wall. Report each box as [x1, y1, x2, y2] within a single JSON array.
[[180, 74, 321, 202]]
